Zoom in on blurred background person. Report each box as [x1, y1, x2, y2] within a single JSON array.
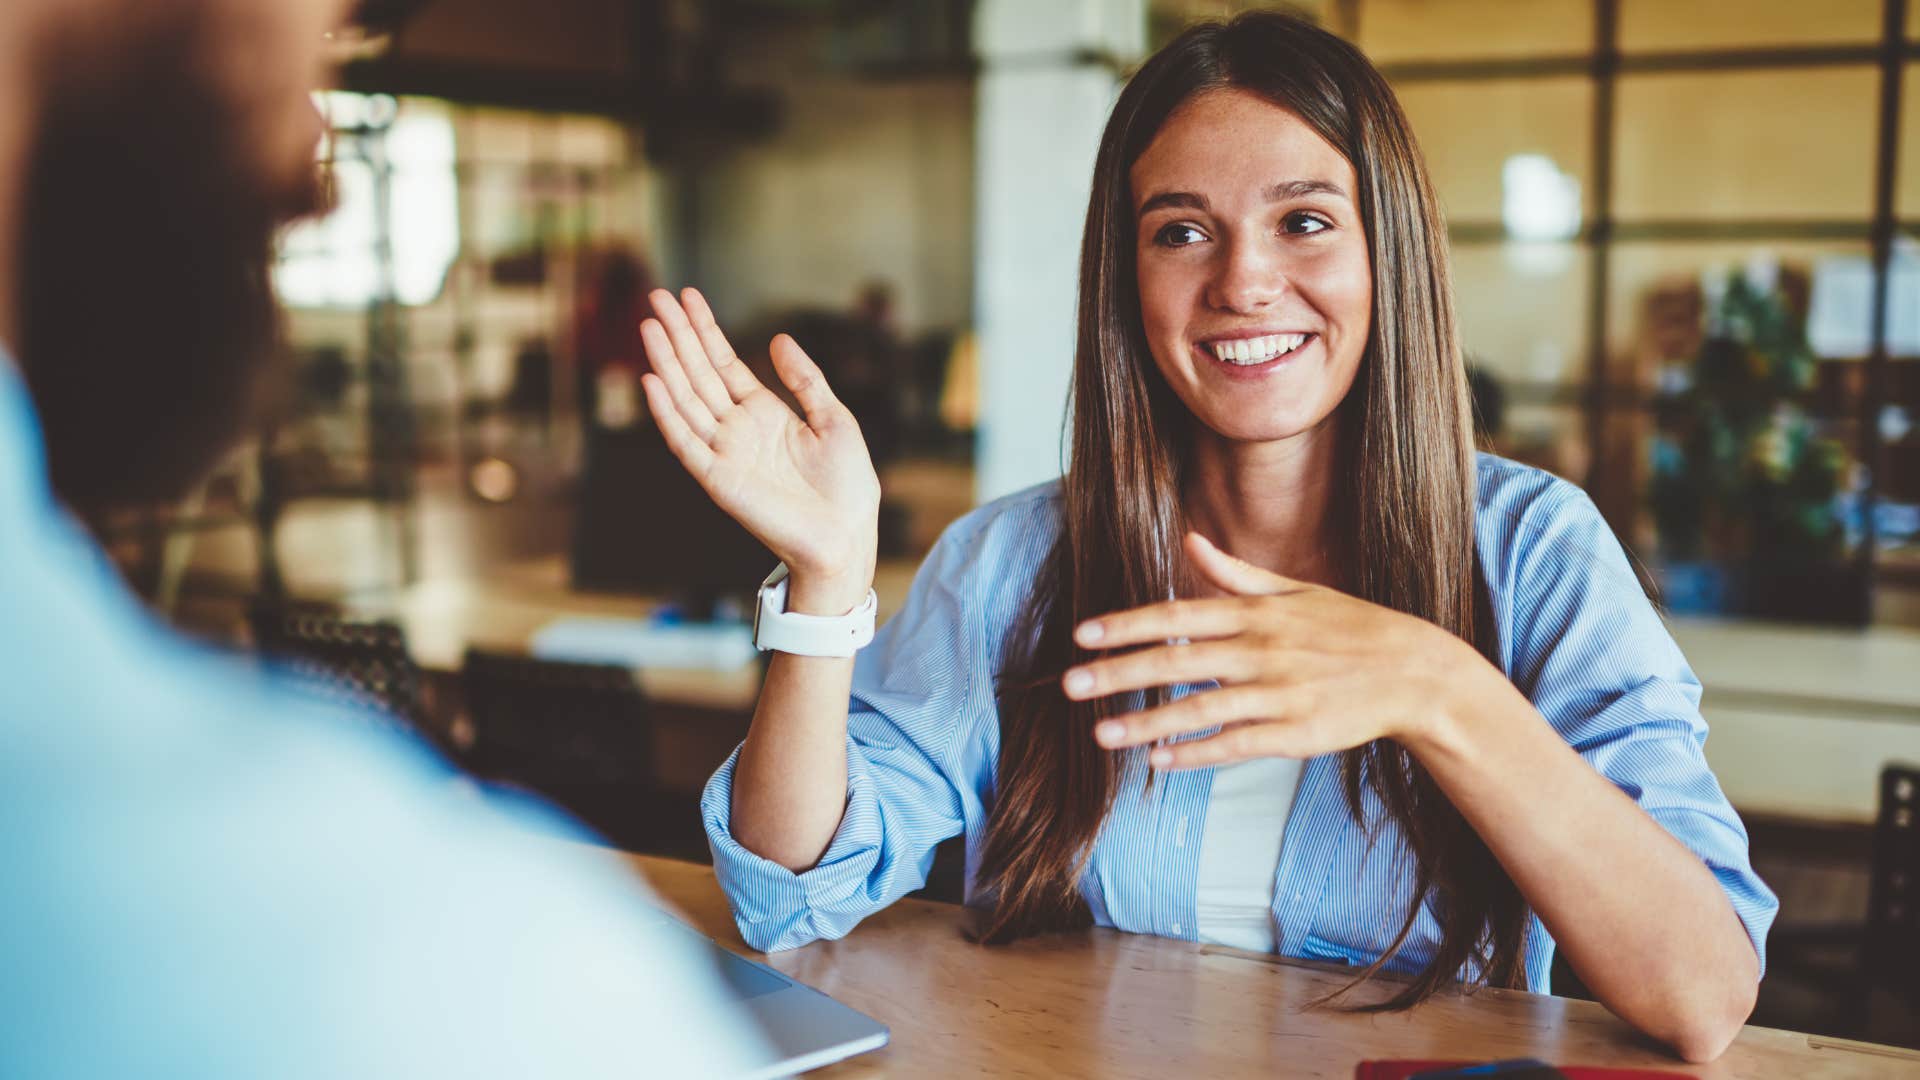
[[574, 247, 657, 432], [0, 1, 766, 1076]]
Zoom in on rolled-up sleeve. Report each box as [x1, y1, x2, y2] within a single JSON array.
[[702, 520, 990, 952], [1502, 487, 1780, 977]]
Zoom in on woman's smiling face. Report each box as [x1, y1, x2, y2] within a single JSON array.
[[1131, 87, 1372, 445]]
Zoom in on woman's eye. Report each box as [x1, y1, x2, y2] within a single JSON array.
[[1155, 223, 1206, 247], [1282, 212, 1330, 236]]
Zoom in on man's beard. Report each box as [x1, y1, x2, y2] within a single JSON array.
[[17, 18, 326, 510]]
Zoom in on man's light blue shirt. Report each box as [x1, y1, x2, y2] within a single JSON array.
[[0, 358, 769, 1078], [704, 454, 1779, 993]]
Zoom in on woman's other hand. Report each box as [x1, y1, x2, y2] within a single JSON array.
[[1063, 531, 1500, 768], [639, 287, 881, 602]]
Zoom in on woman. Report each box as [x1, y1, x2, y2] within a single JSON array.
[[635, 12, 1774, 1063]]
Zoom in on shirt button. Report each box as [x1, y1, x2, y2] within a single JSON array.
[[1171, 922, 1183, 935]]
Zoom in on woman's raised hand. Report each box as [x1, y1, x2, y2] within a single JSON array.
[[638, 287, 881, 601]]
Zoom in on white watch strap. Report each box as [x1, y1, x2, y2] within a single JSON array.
[[753, 563, 877, 657]]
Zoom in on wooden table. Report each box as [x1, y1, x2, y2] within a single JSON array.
[[629, 855, 1920, 1079]]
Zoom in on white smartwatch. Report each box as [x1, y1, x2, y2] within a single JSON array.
[[751, 563, 878, 657]]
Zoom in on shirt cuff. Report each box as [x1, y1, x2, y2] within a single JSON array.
[[700, 737, 887, 951]]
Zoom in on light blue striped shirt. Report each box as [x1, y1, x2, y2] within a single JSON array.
[[703, 455, 1778, 993]]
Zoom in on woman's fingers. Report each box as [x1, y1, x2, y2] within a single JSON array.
[[649, 289, 736, 418], [681, 287, 764, 403], [1062, 639, 1264, 701], [1148, 722, 1303, 770], [1093, 685, 1284, 747], [640, 373, 715, 476], [769, 333, 846, 432], [1074, 597, 1257, 649], [639, 317, 717, 442]]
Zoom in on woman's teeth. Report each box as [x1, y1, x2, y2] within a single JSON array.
[[1205, 333, 1311, 365]]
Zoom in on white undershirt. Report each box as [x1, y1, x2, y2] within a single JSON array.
[[1194, 755, 1304, 952]]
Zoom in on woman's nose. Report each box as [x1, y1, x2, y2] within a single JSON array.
[[1204, 238, 1290, 313]]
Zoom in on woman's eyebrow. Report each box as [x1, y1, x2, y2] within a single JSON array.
[[1138, 190, 1206, 215], [1137, 179, 1349, 217], [1263, 178, 1348, 202]]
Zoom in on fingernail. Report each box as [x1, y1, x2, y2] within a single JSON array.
[[1095, 721, 1124, 745], [1150, 748, 1173, 768], [1076, 621, 1103, 644], [1064, 669, 1093, 696]]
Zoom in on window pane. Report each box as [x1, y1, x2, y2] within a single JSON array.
[[1897, 63, 1920, 218], [1153, 0, 1321, 44], [1879, 234, 1920, 570], [1882, 355, 1920, 565], [1613, 69, 1877, 221], [1453, 241, 1591, 389], [1607, 241, 1873, 366], [1618, 0, 1883, 52], [1395, 77, 1592, 223], [1356, 0, 1591, 63], [1611, 243, 1875, 586]]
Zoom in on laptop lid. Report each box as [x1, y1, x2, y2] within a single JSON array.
[[647, 908, 890, 1078]]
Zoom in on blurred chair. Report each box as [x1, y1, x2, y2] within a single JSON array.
[[1866, 765, 1919, 1007], [1768, 762, 1920, 1043], [248, 600, 430, 739], [460, 649, 670, 853]]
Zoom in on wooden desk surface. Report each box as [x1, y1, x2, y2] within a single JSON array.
[[628, 855, 1920, 1079]]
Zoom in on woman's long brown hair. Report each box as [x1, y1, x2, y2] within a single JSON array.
[[972, 11, 1531, 1008]]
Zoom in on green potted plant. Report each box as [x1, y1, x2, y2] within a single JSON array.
[[1648, 269, 1862, 622]]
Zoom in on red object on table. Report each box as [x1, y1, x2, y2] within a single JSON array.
[[1355, 1063, 1695, 1080]]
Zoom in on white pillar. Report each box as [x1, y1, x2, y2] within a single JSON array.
[[971, 0, 1146, 503]]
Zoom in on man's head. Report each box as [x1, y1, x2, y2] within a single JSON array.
[[13, 0, 355, 507]]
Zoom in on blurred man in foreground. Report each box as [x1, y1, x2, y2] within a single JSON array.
[[0, 2, 765, 1075]]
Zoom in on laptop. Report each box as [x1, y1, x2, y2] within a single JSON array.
[[640, 905, 890, 1078]]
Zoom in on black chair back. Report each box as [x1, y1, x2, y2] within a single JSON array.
[[1868, 763, 1920, 1001], [248, 601, 427, 732], [460, 649, 651, 788]]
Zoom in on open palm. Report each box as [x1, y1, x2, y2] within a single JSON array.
[[637, 287, 881, 582]]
